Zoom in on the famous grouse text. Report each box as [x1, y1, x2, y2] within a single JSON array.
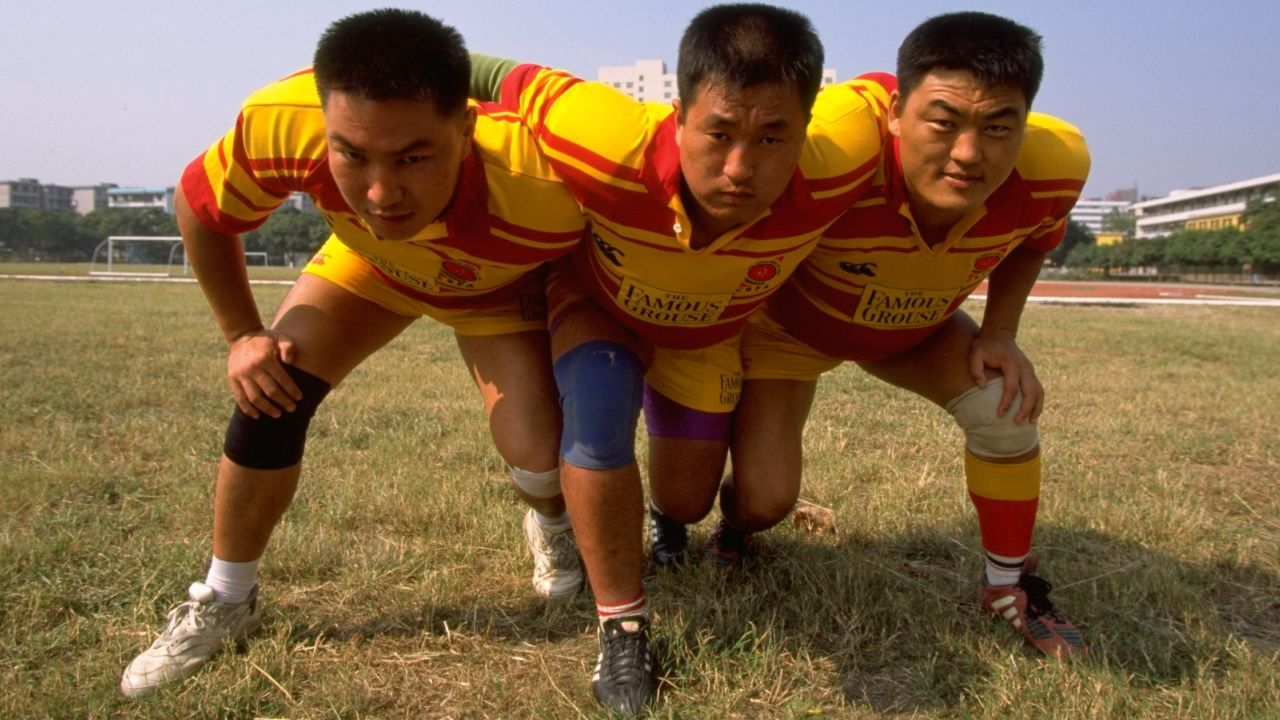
[[853, 283, 957, 329], [616, 277, 731, 326], [365, 256, 438, 293]]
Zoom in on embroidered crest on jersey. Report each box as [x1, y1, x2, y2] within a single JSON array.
[[973, 253, 1003, 272], [616, 277, 731, 326], [438, 259, 480, 288], [738, 260, 783, 295], [745, 261, 780, 284], [854, 283, 956, 329]]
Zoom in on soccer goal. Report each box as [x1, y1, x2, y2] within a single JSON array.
[[89, 236, 186, 277]]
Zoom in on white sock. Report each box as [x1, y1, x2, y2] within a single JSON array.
[[533, 509, 569, 527], [984, 552, 1027, 587], [597, 593, 648, 624], [205, 557, 260, 604]]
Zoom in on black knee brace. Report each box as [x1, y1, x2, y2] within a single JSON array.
[[223, 365, 331, 470]]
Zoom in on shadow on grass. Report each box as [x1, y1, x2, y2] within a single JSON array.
[[649, 520, 1279, 715], [215, 519, 1277, 716], [281, 593, 597, 647]]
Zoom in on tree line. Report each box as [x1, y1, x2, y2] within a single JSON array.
[[1052, 200, 1280, 279], [0, 207, 330, 263]]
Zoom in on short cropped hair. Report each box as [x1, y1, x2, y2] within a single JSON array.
[[676, 3, 824, 118], [897, 11, 1044, 107], [313, 8, 469, 115]]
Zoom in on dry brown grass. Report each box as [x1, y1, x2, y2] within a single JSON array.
[[1, 280, 1277, 718]]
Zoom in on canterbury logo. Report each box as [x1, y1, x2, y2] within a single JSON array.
[[840, 262, 878, 277], [593, 233, 625, 267]]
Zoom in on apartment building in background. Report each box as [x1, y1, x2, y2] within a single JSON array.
[[1132, 172, 1280, 239], [597, 59, 837, 103]]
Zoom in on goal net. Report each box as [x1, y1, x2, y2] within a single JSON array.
[[89, 236, 185, 277], [89, 237, 271, 277]]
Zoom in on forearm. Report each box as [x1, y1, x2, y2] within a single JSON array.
[[981, 246, 1046, 338], [176, 186, 264, 344], [469, 52, 520, 102]]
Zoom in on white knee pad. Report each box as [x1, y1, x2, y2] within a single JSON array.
[[945, 377, 1039, 459], [509, 466, 562, 499]]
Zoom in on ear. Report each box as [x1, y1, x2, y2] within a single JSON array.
[[460, 105, 478, 158], [887, 89, 903, 139], [672, 98, 684, 148]]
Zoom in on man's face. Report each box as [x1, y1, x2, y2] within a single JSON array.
[[889, 68, 1027, 233], [323, 91, 475, 240], [674, 80, 808, 238]]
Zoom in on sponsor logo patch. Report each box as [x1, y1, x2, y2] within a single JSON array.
[[593, 233, 625, 267], [719, 373, 743, 407], [839, 261, 878, 277], [615, 277, 731, 326], [853, 283, 957, 329], [367, 256, 438, 293]]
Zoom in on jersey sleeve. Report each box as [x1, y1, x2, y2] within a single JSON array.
[[469, 53, 520, 102], [180, 74, 326, 235], [486, 63, 658, 205], [1017, 113, 1091, 253]]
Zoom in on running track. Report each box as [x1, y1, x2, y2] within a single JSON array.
[[4, 273, 1280, 307]]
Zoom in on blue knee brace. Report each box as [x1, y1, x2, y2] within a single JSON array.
[[223, 364, 331, 470], [553, 341, 644, 469]]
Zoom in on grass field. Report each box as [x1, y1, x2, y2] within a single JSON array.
[[0, 261, 299, 283], [1, 278, 1277, 719]]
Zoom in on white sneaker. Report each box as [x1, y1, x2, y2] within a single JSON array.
[[523, 509, 583, 600], [119, 582, 262, 697]]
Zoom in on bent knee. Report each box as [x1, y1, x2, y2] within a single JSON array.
[[946, 378, 1039, 458], [554, 341, 644, 469], [725, 472, 797, 531], [224, 365, 331, 469]]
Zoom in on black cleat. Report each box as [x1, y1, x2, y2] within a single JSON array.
[[592, 616, 657, 716], [706, 518, 754, 568], [648, 503, 688, 569]]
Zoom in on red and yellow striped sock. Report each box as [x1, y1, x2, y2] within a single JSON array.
[[965, 448, 1040, 585]]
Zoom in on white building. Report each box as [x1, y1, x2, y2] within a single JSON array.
[[107, 186, 176, 214], [1069, 199, 1131, 234], [72, 184, 116, 215], [1131, 172, 1280, 239], [597, 59, 837, 103]]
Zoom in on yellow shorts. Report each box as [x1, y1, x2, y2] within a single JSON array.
[[648, 336, 742, 414], [740, 306, 843, 382], [303, 237, 547, 336], [547, 260, 742, 414]]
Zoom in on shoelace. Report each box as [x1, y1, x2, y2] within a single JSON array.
[[1020, 573, 1068, 623], [547, 527, 578, 567], [600, 622, 650, 685], [154, 601, 212, 649]]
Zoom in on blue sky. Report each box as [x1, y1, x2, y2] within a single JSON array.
[[3, 0, 1277, 199]]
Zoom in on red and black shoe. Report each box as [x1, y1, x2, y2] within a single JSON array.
[[980, 558, 1087, 658], [706, 518, 754, 568]]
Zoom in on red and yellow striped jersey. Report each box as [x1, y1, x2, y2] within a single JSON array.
[[491, 65, 889, 349], [182, 69, 585, 309], [769, 111, 1090, 360]]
